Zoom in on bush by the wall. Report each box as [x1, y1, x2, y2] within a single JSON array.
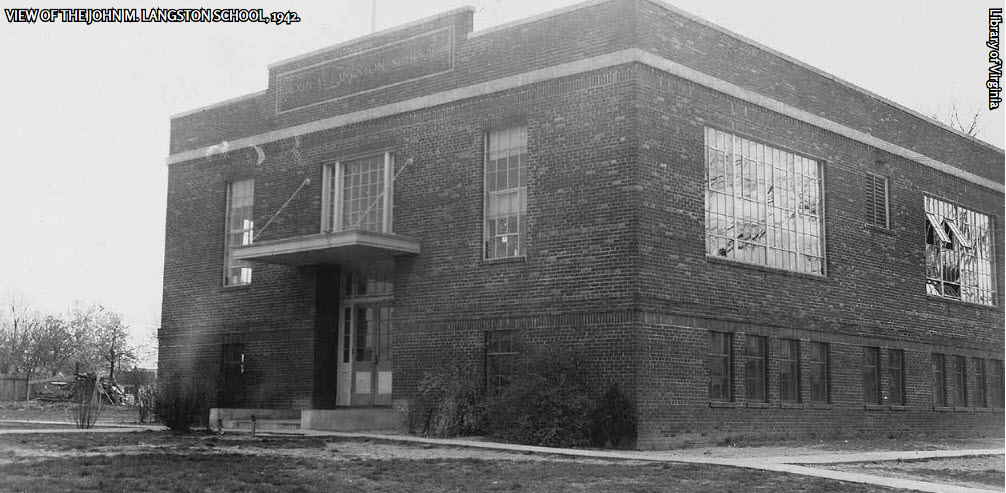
[[484, 349, 594, 448], [408, 363, 485, 437], [589, 383, 637, 448], [154, 374, 212, 432]]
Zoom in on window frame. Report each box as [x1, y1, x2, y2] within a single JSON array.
[[886, 349, 905, 405], [703, 127, 826, 276], [863, 347, 881, 404], [809, 342, 829, 403], [778, 339, 800, 403], [953, 355, 968, 407], [745, 335, 768, 402], [483, 127, 529, 260], [973, 358, 987, 408], [708, 331, 732, 401], [924, 195, 997, 306], [321, 152, 394, 234], [932, 353, 947, 407], [485, 330, 518, 395], [865, 172, 890, 229], [223, 179, 255, 287], [990, 359, 1004, 408]]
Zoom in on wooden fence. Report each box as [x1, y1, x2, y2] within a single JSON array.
[[0, 376, 28, 401]]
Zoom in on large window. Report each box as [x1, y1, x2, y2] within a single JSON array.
[[932, 353, 947, 407], [924, 196, 995, 306], [863, 347, 880, 404], [886, 349, 904, 405], [865, 173, 889, 228], [484, 127, 528, 259], [709, 331, 732, 401], [953, 355, 968, 407], [778, 339, 800, 403], [322, 153, 393, 233], [809, 342, 829, 403], [704, 128, 823, 274], [224, 179, 254, 286], [745, 335, 767, 402]]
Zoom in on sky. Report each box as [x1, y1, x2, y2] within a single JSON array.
[[1, 0, 1003, 352]]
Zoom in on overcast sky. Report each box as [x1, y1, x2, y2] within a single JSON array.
[[1, 0, 1003, 347]]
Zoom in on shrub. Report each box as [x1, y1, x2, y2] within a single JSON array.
[[408, 363, 485, 437], [589, 383, 637, 448], [135, 385, 155, 423], [484, 349, 594, 448], [73, 373, 102, 429], [154, 374, 213, 432]]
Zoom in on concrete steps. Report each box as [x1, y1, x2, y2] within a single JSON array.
[[210, 407, 401, 433], [221, 419, 302, 432]]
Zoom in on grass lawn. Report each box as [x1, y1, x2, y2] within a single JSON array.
[[0, 432, 907, 493]]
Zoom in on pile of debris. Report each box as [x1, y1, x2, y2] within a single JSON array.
[[33, 373, 127, 405]]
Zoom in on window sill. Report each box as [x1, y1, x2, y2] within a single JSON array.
[[953, 406, 972, 412], [745, 402, 771, 409], [779, 402, 803, 409], [925, 294, 998, 311], [862, 223, 896, 236], [933, 406, 955, 412], [864, 404, 888, 411], [221, 284, 252, 292], [705, 255, 830, 282], [709, 401, 738, 408], [480, 256, 527, 266], [807, 403, 832, 410], [889, 405, 908, 411]]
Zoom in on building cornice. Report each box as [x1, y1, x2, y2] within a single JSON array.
[[167, 48, 1004, 193]]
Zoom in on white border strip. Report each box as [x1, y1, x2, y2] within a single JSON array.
[[167, 48, 1004, 193], [468, 0, 610, 39]]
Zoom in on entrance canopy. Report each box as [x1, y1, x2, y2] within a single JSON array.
[[232, 230, 420, 266]]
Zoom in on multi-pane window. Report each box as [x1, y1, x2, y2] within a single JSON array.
[[953, 356, 968, 406], [745, 335, 768, 401], [863, 347, 880, 404], [704, 128, 824, 274], [990, 360, 1004, 408], [322, 153, 393, 233], [865, 173, 889, 228], [886, 349, 904, 405], [973, 359, 987, 408], [486, 330, 518, 394], [778, 339, 800, 403], [709, 331, 732, 400], [924, 196, 995, 306], [809, 342, 829, 403], [484, 127, 528, 259], [224, 179, 254, 286], [932, 353, 947, 407]]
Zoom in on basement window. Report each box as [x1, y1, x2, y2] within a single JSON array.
[[708, 331, 732, 401], [486, 330, 518, 394]]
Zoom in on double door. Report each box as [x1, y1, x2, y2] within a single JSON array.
[[337, 302, 393, 406]]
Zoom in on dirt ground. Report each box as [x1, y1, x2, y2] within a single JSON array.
[[820, 455, 1004, 490]]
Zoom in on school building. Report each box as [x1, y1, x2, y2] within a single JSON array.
[[160, 0, 1004, 448]]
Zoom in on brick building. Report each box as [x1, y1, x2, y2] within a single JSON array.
[[161, 0, 1005, 447]]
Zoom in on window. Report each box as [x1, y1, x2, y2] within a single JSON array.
[[863, 347, 880, 404], [953, 355, 968, 407], [778, 339, 800, 403], [886, 349, 904, 405], [486, 330, 518, 394], [224, 179, 254, 286], [932, 353, 947, 407], [322, 153, 393, 233], [745, 335, 767, 401], [865, 173, 889, 228], [709, 331, 732, 400], [704, 128, 824, 274], [973, 359, 987, 407], [484, 127, 528, 259], [990, 360, 1004, 408], [924, 196, 995, 306], [809, 342, 829, 403]]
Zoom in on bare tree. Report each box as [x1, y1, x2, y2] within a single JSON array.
[[38, 315, 74, 377], [94, 308, 135, 383], [932, 103, 982, 137], [0, 296, 44, 399]]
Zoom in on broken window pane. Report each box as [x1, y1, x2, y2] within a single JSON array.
[[924, 197, 995, 305]]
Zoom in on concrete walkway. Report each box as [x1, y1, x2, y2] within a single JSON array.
[[0, 421, 1000, 492], [293, 430, 1004, 493]]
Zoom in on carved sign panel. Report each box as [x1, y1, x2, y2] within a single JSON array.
[[276, 27, 454, 113]]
